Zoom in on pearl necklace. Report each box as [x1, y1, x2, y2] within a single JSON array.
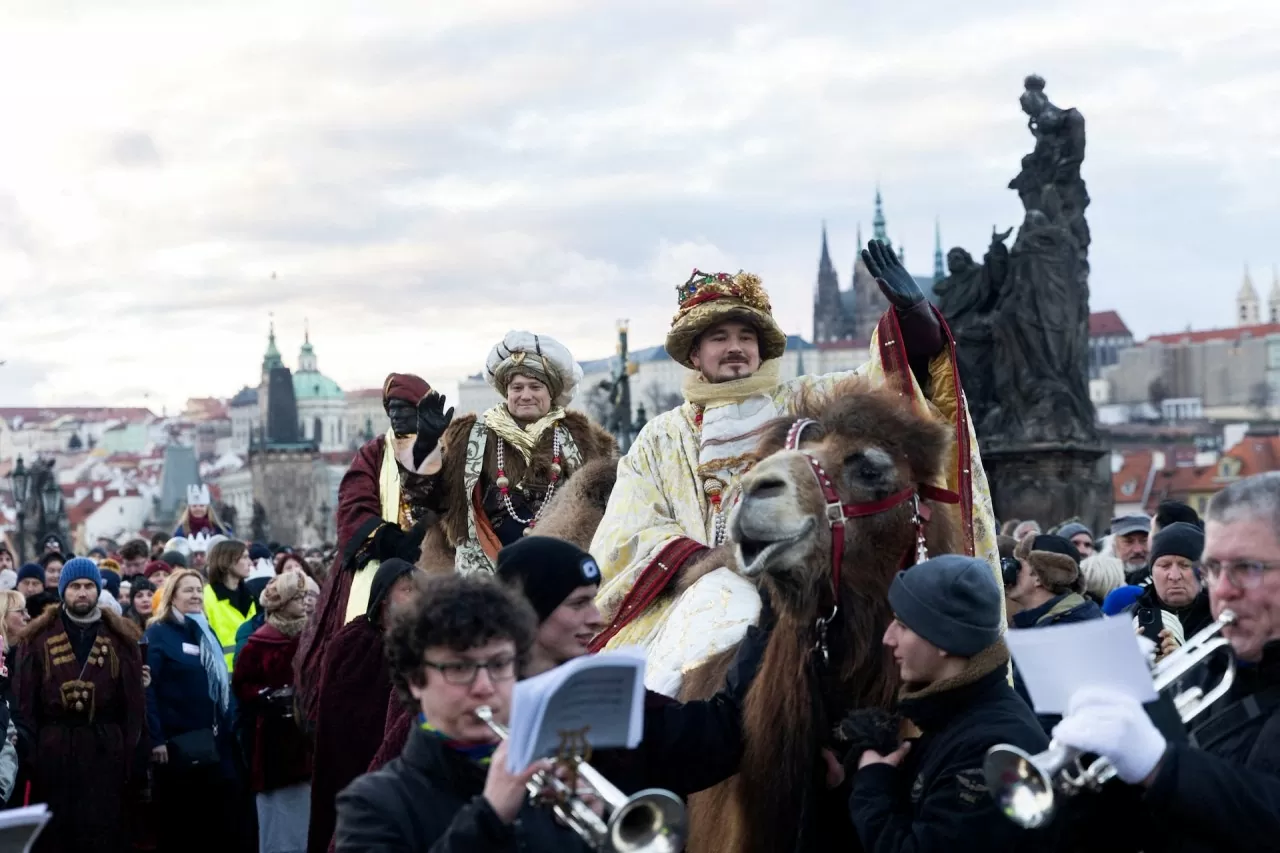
[[694, 406, 727, 546], [494, 428, 563, 535]]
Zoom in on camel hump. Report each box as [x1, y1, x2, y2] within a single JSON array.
[[529, 458, 619, 551]]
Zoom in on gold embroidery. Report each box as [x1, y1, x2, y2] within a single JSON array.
[[50, 654, 75, 667]]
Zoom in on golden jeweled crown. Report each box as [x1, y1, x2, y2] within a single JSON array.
[[675, 269, 772, 316]]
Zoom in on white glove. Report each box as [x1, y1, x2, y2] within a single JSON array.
[[1135, 634, 1157, 666], [1052, 687, 1167, 784]]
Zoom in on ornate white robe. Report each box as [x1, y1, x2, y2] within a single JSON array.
[[590, 326, 1000, 697]]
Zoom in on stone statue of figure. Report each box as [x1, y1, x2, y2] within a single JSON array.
[[933, 229, 1013, 416], [938, 74, 1097, 448], [1008, 74, 1091, 263]]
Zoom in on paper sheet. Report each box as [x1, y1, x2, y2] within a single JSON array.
[[0, 805, 50, 853], [1006, 615, 1158, 714], [507, 647, 646, 772]]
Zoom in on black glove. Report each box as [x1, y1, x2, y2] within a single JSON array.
[[861, 239, 924, 310], [371, 518, 429, 564], [412, 391, 454, 468], [399, 517, 429, 563], [862, 239, 944, 370], [836, 708, 903, 776]]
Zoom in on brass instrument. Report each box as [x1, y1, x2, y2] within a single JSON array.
[[474, 705, 687, 852], [984, 609, 1237, 829]]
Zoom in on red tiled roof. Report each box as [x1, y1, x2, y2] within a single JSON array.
[[1089, 311, 1132, 338], [1112, 450, 1155, 504], [1145, 322, 1280, 346]]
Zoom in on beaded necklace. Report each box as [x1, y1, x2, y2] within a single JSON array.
[[494, 427, 563, 534], [692, 405, 728, 546]]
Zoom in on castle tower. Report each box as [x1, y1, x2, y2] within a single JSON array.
[[1270, 266, 1280, 324], [851, 190, 893, 342], [933, 219, 945, 283], [298, 319, 318, 373], [1239, 265, 1261, 326], [872, 186, 891, 248]]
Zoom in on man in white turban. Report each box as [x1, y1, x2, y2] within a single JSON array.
[[432, 331, 618, 574]]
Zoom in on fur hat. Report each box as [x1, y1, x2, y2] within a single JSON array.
[[485, 331, 583, 406], [260, 572, 307, 613], [382, 373, 431, 407], [1014, 533, 1080, 595], [664, 269, 787, 369]]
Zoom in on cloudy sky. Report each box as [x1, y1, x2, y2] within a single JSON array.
[[0, 0, 1276, 412]]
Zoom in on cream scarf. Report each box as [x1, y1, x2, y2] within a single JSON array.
[[682, 359, 782, 408], [482, 404, 567, 465]]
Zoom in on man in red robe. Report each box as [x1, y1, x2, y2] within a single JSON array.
[[295, 372, 451, 719]]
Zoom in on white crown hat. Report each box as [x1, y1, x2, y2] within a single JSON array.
[[189, 531, 212, 553], [187, 484, 211, 506]]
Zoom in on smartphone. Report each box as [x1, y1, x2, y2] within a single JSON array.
[[1136, 606, 1163, 643]]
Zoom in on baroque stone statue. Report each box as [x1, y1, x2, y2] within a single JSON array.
[[936, 74, 1109, 529]]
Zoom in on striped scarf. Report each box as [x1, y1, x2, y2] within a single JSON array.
[[419, 714, 496, 766]]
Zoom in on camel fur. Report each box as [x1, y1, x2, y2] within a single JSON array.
[[678, 378, 965, 853]]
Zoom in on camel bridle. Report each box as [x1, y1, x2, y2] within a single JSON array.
[[783, 418, 960, 664]]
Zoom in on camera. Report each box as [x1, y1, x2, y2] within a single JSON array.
[[1001, 557, 1020, 589]]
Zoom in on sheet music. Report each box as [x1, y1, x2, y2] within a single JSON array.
[[1006, 615, 1158, 714], [0, 805, 50, 853]]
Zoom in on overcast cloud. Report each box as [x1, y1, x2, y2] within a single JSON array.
[[0, 0, 1276, 411]]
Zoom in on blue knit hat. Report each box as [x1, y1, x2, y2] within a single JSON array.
[[58, 557, 102, 599], [16, 563, 43, 585], [888, 554, 1003, 657]]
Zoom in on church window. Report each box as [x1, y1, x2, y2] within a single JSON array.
[[314, 417, 323, 443]]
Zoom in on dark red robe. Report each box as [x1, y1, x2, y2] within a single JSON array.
[[18, 606, 144, 853], [295, 435, 386, 721], [306, 615, 390, 853]]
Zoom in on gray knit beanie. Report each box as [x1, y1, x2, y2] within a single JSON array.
[[888, 554, 1003, 657]]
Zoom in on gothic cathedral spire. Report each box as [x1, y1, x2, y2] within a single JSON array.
[[933, 218, 945, 283], [814, 222, 845, 343], [872, 185, 891, 247]]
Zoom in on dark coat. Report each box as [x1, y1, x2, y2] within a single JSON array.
[[144, 617, 220, 744], [1135, 641, 1280, 853], [232, 622, 311, 793], [307, 615, 391, 853], [18, 606, 145, 853], [335, 725, 592, 853], [1012, 592, 1102, 629], [848, 642, 1054, 853]]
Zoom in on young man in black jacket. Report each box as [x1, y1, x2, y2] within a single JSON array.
[[846, 554, 1053, 852], [1054, 472, 1280, 853], [334, 573, 592, 853], [494, 535, 766, 798]]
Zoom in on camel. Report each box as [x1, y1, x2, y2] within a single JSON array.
[[678, 378, 966, 853]]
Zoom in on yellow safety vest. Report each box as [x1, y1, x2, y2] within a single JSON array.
[[204, 585, 256, 672]]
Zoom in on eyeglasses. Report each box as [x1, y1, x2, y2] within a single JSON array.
[[424, 654, 517, 685], [1201, 559, 1280, 590]]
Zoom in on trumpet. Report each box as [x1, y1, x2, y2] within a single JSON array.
[[984, 609, 1237, 829], [474, 705, 687, 853]]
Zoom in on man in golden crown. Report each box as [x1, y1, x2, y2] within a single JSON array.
[[590, 240, 1000, 696]]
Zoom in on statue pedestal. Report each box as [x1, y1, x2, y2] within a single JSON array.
[[980, 442, 1113, 535]]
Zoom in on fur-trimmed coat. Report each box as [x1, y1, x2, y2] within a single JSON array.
[[18, 604, 145, 853], [435, 410, 618, 553]]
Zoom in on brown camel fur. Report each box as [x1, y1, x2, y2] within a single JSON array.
[[678, 379, 964, 853]]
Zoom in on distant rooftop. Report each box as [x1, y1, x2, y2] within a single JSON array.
[[1089, 311, 1132, 338], [0, 406, 155, 426], [1145, 321, 1280, 346]]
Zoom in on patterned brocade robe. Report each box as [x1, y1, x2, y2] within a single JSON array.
[[590, 312, 1000, 696]]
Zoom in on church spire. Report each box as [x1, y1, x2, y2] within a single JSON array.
[[299, 318, 318, 372], [814, 222, 843, 343], [262, 315, 284, 374], [1238, 264, 1261, 326], [1269, 265, 1280, 324], [819, 221, 835, 275], [872, 185, 890, 246], [933, 219, 945, 283]]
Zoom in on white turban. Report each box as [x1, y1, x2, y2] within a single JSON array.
[[485, 330, 583, 406]]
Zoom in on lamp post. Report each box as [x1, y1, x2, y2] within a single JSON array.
[[40, 471, 61, 549], [10, 456, 29, 563]]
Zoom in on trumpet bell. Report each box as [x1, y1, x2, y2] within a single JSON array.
[[982, 744, 1058, 830], [609, 788, 687, 853]]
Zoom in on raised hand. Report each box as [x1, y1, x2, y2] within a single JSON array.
[[412, 390, 455, 468], [861, 239, 924, 310]]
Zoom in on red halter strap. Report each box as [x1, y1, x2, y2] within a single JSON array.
[[784, 418, 961, 605]]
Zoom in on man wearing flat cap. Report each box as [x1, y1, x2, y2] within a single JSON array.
[[296, 372, 450, 719], [591, 242, 1000, 696]]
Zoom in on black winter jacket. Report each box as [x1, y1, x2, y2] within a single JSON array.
[[335, 725, 592, 853], [848, 642, 1054, 853], [1141, 641, 1280, 853]]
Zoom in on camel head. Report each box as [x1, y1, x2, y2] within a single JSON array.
[[730, 379, 956, 615]]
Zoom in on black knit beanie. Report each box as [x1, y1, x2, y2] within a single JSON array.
[[1149, 522, 1204, 566], [496, 536, 602, 623]]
